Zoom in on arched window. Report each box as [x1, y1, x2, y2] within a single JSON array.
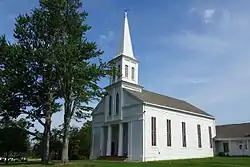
[[118, 65, 121, 79], [131, 67, 135, 80], [109, 95, 112, 116], [116, 93, 119, 115], [112, 67, 116, 82], [125, 65, 128, 78]]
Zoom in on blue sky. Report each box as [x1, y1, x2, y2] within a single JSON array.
[[1, 0, 250, 128]]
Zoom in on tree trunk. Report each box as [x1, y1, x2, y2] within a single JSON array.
[[61, 102, 71, 163], [42, 92, 53, 164], [61, 129, 69, 163], [42, 119, 51, 164], [5, 151, 9, 165]]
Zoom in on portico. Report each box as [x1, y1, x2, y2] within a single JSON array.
[[99, 123, 129, 157]]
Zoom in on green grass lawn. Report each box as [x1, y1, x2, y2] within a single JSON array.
[[1, 157, 250, 167]]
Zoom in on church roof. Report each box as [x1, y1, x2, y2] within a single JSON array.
[[216, 123, 250, 139], [125, 89, 213, 118]]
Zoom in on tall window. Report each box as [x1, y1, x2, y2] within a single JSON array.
[[108, 95, 112, 116], [151, 117, 156, 146], [112, 67, 116, 82], [115, 93, 119, 115], [166, 119, 171, 146], [131, 67, 135, 80], [197, 124, 202, 148], [182, 122, 187, 147], [118, 65, 121, 79], [223, 143, 229, 153], [208, 126, 213, 148], [125, 65, 128, 78]]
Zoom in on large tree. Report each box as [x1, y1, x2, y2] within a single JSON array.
[[1, 0, 112, 163], [34, 0, 113, 163], [0, 0, 65, 164], [0, 33, 61, 164], [0, 36, 47, 141]]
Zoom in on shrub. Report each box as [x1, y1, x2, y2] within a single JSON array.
[[218, 152, 230, 157]]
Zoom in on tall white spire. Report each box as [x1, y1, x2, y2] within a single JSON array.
[[117, 10, 135, 59]]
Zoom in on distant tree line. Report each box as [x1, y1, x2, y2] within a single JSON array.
[[0, 120, 92, 164], [31, 121, 92, 160], [0, 119, 29, 164]]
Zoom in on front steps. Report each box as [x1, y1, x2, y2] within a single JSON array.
[[97, 156, 127, 161]]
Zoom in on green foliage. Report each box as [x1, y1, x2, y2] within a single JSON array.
[[78, 121, 92, 159], [0, 127, 28, 154], [30, 121, 92, 161], [33, 0, 113, 162], [0, 119, 30, 164], [0, 0, 112, 163], [0, 32, 61, 135], [0, 36, 29, 120]]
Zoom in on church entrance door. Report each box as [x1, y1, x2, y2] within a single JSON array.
[[111, 141, 115, 156]]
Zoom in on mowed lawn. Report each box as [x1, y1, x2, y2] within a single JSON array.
[[1, 157, 250, 167]]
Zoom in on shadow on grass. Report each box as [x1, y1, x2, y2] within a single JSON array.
[[0, 161, 98, 166], [0, 161, 56, 166]]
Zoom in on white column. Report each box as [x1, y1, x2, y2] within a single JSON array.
[[90, 127, 95, 159], [106, 125, 112, 156], [100, 126, 104, 156], [118, 123, 124, 156], [112, 88, 115, 119], [246, 140, 249, 155], [127, 121, 133, 160], [105, 95, 108, 121], [228, 140, 231, 155], [120, 88, 123, 119]]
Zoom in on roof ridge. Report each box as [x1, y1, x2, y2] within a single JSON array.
[[125, 88, 213, 118], [142, 89, 184, 102], [216, 122, 250, 127], [142, 89, 203, 110]]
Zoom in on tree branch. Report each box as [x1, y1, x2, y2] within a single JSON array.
[[6, 121, 43, 141], [21, 107, 45, 126], [2, 92, 20, 104]]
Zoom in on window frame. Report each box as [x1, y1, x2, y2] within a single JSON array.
[[151, 117, 156, 146], [166, 119, 171, 147], [197, 124, 202, 148], [115, 93, 119, 115], [118, 65, 121, 79], [108, 95, 112, 116], [182, 122, 187, 147], [208, 126, 213, 148], [125, 65, 128, 78], [131, 67, 135, 80], [112, 67, 116, 82]]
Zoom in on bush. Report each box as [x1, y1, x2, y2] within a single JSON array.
[[218, 152, 226, 156], [218, 152, 230, 157]]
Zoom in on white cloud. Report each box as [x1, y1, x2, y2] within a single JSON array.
[[170, 32, 228, 56], [165, 77, 210, 85], [203, 9, 215, 24], [99, 30, 114, 47], [189, 7, 197, 13], [157, 8, 250, 123], [7, 14, 16, 22]]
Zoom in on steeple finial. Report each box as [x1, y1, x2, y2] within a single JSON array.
[[124, 9, 129, 18], [116, 9, 135, 59]]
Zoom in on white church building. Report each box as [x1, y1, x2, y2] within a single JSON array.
[[90, 12, 216, 161]]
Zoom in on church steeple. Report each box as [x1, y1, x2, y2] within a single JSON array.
[[116, 11, 135, 59], [108, 11, 141, 92]]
